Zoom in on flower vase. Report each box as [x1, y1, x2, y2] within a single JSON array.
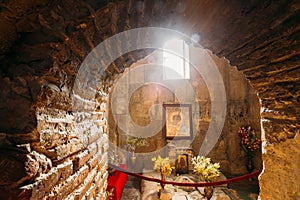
[[130, 152, 136, 167], [204, 186, 213, 200], [246, 156, 254, 173], [160, 172, 166, 189]]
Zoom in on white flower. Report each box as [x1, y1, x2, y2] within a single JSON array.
[[192, 156, 220, 182]]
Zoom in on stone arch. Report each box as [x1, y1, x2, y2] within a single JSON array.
[[107, 48, 263, 177], [0, 0, 299, 199]]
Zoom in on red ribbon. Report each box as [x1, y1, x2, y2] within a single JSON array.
[[108, 163, 262, 187]]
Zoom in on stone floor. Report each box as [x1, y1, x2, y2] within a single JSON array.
[[227, 179, 259, 200], [121, 176, 260, 200], [121, 176, 141, 200]]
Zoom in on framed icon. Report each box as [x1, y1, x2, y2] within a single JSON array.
[[163, 104, 193, 140], [175, 154, 189, 174]]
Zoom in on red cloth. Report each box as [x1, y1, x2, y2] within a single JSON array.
[[107, 165, 128, 200]]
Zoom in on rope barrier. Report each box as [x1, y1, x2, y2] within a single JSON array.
[[108, 163, 262, 187]]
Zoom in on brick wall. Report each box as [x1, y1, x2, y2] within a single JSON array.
[[0, 0, 299, 199], [18, 104, 109, 199]]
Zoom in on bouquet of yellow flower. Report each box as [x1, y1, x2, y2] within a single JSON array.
[[192, 156, 220, 182], [152, 156, 173, 176], [152, 156, 173, 189], [238, 126, 261, 157]]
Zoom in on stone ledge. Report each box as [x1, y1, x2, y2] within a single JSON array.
[[141, 171, 230, 200]]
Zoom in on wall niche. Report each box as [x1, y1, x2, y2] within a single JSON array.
[[108, 49, 262, 176]]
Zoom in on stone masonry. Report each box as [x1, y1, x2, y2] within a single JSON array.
[[0, 0, 299, 199]]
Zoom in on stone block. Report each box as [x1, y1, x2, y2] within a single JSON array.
[[95, 137, 105, 152], [100, 102, 107, 112], [20, 167, 60, 199], [94, 119, 107, 128], [35, 119, 97, 162], [72, 168, 97, 200], [57, 160, 73, 181], [88, 127, 103, 144], [48, 165, 89, 200], [95, 174, 107, 197], [55, 138, 86, 161], [103, 143, 109, 152], [98, 164, 108, 179], [88, 141, 98, 157], [94, 170, 103, 187], [94, 169, 108, 194], [95, 191, 106, 200], [87, 152, 102, 169], [36, 108, 74, 123], [97, 152, 108, 171], [73, 150, 92, 171], [22, 161, 73, 199], [85, 183, 96, 200]]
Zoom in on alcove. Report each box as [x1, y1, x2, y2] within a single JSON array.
[[108, 49, 263, 176], [0, 0, 299, 199]]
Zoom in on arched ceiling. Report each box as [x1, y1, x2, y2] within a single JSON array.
[[0, 0, 299, 143]]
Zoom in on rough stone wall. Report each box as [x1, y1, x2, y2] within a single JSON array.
[[207, 53, 262, 176], [0, 1, 114, 198], [20, 106, 109, 200], [0, 61, 109, 200], [108, 50, 262, 175], [222, 2, 300, 198], [259, 135, 300, 199], [0, 58, 109, 199], [111, 83, 175, 152], [0, 0, 299, 199], [0, 0, 150, 198], [0, 58, 109, 200]]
